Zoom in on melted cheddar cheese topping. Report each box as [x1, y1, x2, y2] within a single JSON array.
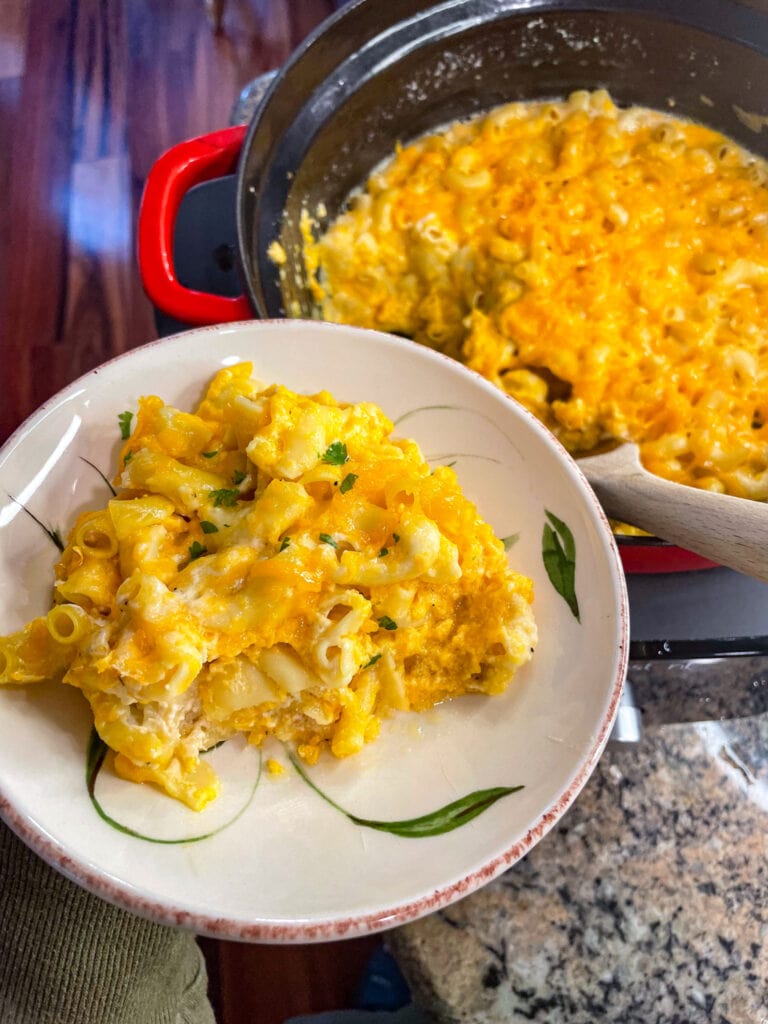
[[306, 90, 768, 500], [0, 364, 536, 810]]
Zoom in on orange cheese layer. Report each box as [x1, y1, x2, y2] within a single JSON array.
[[307, 90, 768, 499]]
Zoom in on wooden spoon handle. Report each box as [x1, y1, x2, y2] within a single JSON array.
[[582, 452, 768, 582]]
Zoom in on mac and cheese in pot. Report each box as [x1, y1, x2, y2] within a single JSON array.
[[301, 90, 768, 502]]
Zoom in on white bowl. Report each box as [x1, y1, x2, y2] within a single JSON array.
[[0, 320, 628, 941]]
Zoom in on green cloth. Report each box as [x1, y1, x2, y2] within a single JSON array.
[[0, 822, 216, 1024]]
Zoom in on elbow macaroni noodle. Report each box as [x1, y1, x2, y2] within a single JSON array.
[[0, 364, 536, 810], [302, 90, 768, 502]]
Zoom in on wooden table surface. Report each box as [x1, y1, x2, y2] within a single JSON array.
[[0, 1, 382, 1020]]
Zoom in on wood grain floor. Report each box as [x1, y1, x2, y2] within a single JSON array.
[[0, 1, 383, 1021], [0, 0, 337, 445]]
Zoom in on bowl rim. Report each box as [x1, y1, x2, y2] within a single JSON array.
[[0, 319, 629, 941]]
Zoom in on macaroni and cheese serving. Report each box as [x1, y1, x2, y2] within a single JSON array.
[[0, 365, 536, 810], [301, 90, 768, 501]]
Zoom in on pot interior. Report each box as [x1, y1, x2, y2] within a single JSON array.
[[239, 1, 768, 318]]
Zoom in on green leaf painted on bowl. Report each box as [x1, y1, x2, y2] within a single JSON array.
[[349, 787, 524, 837], [6, 494, 64, 552], [85, 729, 261, 844], [79, 457, 117, 497], [425, 453, 502, 465], [542, 510, 580, 621], [290, 754, 522, 838]]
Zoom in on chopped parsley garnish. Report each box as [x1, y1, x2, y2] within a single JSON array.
[[393, 533, 400, 543], [209, 488, 239, 508], [233, 469, 246, 485], [377, 615, 398, 631], [379, 547, 389, 557], [321, 441, 349, 465], [202, 450, 218, 459], [279, 536, 291, 552], [123, 450, 133, 465], [200, 520, 219, 534], [340, 472, 357, 494], [319, 533, 338, 548], [362, 654, 382, 670], [117, 411, 133, 440], [188, 541, 207, 561]]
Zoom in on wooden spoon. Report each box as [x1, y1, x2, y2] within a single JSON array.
[[578, 443, 768, 583]]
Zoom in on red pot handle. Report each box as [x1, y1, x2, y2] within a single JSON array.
[[138, 125, 253, 325]]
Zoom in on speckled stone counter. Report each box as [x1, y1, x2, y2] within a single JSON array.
[[389, 661, 768, 1024]]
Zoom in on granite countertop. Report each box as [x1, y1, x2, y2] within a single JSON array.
[[389, 659, 768, 1024]]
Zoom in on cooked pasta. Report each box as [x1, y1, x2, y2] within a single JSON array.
[[304, 89, 768, 500], [0, 364, 536, 810]]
